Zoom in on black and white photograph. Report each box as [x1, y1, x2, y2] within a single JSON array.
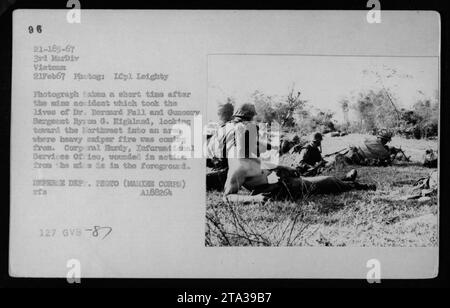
[[1, 2, 448, 289]]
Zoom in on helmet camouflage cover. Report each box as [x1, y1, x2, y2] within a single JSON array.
[[377, 129, 393, 142], [310, 132, 323, 142]]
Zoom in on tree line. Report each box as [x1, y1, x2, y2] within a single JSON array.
[[217, 81, 438, 139]]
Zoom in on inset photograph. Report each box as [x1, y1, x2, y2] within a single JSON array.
[[206, 55, 439, 247]]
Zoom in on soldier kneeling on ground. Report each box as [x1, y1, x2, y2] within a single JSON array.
[[295, 132, 327, 175]]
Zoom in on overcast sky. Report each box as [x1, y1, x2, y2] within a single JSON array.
[[207, 55, 439, 122]]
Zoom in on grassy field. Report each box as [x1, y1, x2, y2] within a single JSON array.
[[206, 134, 438, 247]]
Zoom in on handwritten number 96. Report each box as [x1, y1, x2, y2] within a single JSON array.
[[28, 25, 42, 34]]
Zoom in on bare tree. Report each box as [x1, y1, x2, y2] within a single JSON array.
[[274, 85, 305, 127], [362, 65, 412, 127]]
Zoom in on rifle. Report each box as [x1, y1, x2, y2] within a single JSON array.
[[303, 160, 327, 176], [323, 148, 349, 158]]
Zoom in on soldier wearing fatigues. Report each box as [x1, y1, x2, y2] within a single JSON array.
[[343, 130, 395, 166], [297, 132, 325, 175], [244, 167, 375, 202]]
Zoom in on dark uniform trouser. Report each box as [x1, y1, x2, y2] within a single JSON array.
[[343, 147, 364, 164], [207, 169, 228, 191]]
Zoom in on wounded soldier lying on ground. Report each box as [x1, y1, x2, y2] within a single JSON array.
[[336, 130, 409, 166], [223, 161, 376, 203]]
